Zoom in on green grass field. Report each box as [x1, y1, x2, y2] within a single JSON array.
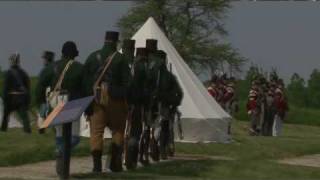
[[1, 120, 320, 180], [235, 100, 320, 126]]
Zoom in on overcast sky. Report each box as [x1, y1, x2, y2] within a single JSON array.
[[0, 1, 319, 82]]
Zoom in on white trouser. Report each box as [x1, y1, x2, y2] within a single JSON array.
[[52, 94, 80, 137], [272, 114, 283, 137]]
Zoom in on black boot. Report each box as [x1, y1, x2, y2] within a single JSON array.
[[150, 138, 160, 162], [109, 143, 123, 172], [126, 138, 138, 170], [91, 150, 102, 173], [38, 129, 45, 134], [55, 149, 63, 176]]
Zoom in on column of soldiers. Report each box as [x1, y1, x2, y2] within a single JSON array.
[[0, 31, 183, 175], [246, 75, 289, 136], [207, 74, 238, 116]]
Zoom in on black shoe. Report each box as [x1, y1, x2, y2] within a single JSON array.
[[91, 151, 102, 173], [55, 150, 63, 176], [110, 144, 123, 172], [125, 139, 138, 170]]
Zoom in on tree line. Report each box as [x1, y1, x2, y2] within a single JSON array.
[[237, 65, 320, 109]]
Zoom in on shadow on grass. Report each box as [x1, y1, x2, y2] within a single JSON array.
[[73, 159, 216, 179]]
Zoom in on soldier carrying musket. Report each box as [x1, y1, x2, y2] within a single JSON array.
[[126, 47, 149, 169], [83, 31, 130, 173], [155, 50, 183, 159]]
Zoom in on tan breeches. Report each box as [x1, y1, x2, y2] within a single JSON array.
[[89, 99, 128, 152]]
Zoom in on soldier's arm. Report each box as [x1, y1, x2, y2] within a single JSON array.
[[171, 74, 183, 106], [23, 70, 32, 106], [35, 69, 45, 106]]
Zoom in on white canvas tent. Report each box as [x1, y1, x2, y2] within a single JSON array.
[[132, 17, 231, 143], [80, 17, 232, 143]]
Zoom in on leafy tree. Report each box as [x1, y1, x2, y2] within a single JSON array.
[[307, 69, 320, 108], [287, 73, 307, 107], [118, 0, 246, 77], [307, 69, 320, 107]]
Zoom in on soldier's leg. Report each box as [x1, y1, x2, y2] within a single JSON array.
[[150, 128, 160, 162], [110, 130, 125, 172], [273, 115, 283, 137], [126, 107, 142, 169], [16, 108, 31, 133], [105, 98, 128, 172], [1, 107, 10, 132], [160, 119, 169, 160], [89, 104, 107, 173], [139, 125, 150, 165], [268, 113, 275, 136], [70, 121, 81, 149], [168, 117, 176, 157]]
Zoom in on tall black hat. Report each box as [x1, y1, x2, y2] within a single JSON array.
[[62, 41, 79, 58], [122, 39, 135, 50], [146, 39, 158, 51], [105, 31, 119, 42]]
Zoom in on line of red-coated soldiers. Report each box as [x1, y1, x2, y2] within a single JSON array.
[[247, 76, 289, 136], [207, 73, 289, 137], [207, 74, 238, 116]]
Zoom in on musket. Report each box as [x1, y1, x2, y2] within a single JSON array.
[[152, 69, 163, 141], [124, 105, 134, 164], [176, 108, 184, 140]]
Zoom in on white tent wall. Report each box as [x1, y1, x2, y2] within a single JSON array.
[[132, 17, 232, 143]]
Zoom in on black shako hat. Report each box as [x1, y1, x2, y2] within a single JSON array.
[[136, 48, 148, 57], [105, 31, 119, 42], [122, 39, 136, 50], [156, 50, 167, 59], [146, 39, 158, 51], [42, 51, 55, 62], [62, 41, 79, 58]]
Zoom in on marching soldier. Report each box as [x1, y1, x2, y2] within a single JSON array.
[[156, 50, 183, 159], [120, 39, 136, 170], [137, 39, 159, 164], [83, 31, 130, 172], [126, 47, 148, 169], [50, 41, 83, 177], [262, 83, 276, 136], [1, 53, 31, 134], [272, 80, 288, 136], [144, 39, 163, 162], [223, 79, 236, 115], [35, 51, 55, 134], [208, 80, 219, 101], [247, 81, 259, 135]]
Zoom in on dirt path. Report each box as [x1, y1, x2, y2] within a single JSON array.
[[278, 154, 320, 168], [0, 154, 232, 180], [0, 157, 91, 180]]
